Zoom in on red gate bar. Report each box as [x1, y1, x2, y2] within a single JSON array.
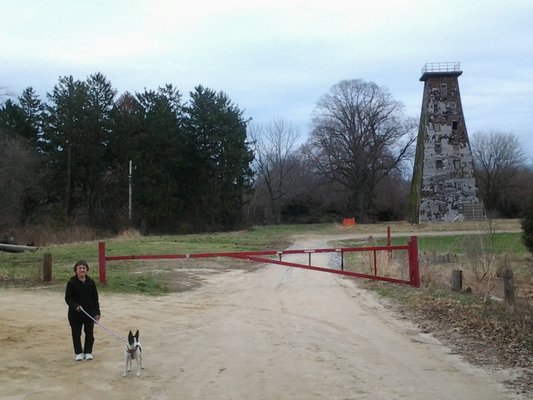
[[231, 253, 411, 285], [98, 240, 419, 287]]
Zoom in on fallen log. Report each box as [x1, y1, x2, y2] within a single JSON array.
[[0, 243, 38, 253]]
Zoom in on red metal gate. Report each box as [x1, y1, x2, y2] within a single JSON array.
[[98, 236, 420, 288]]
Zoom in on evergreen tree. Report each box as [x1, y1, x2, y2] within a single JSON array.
[[183, 86, 254, 230], [132, 85, 186, 232], [18, 87, 46, 152], [84, 73, 117, 224], [100, 92, 144, 230], [0, 99, 27, 139], [44, 75, 92, 221]]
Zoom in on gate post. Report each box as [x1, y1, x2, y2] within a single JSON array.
[[408, 236, 420, 288], [98, 241, 107, 284]]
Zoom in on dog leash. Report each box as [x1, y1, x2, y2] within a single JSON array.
[[79, 306, 128, 343]]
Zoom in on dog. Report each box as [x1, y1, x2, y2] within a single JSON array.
[[123, 330, 144, 377]]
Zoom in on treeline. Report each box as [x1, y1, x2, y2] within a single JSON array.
[[0, 73, 253, 234], [2, 75, 532, 239]]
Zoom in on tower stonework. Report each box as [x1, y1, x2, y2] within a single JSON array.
[[408, 62, 483, 223]]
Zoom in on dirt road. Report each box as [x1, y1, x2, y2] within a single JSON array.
[[0, 235, 524, 399]]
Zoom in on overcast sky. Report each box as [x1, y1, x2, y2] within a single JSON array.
[[1, 0, 532, 159]]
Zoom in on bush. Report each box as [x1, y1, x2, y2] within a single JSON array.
[[522, 197, 533, 254]]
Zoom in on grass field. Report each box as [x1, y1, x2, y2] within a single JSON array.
[[0, 219, 529, 294]]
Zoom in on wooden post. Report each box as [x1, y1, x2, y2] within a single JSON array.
[[503, 269, 515, 312], [43, 253, 52, 282], [451, 270, 462, 291]]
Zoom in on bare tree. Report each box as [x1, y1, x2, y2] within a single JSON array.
[[250, 119, 301, 224], [471, 131, 527, 216], [306, 79, 416, 222], [0, 130, 39, 233]]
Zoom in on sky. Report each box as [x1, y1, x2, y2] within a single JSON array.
[[1, 0, 532, 159]]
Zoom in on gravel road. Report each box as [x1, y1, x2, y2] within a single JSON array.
[[0, 235, 525, 399]]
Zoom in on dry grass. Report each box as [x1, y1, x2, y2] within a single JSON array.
[[360, 231, 533, 397], [10, 225, 105, 247]]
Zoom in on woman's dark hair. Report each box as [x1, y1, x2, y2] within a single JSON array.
[[73, 260, 89, 272]]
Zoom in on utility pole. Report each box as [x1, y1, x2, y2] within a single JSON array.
[[128, 160, 133, 221]]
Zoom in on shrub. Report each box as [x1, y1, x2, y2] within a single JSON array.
[[522, 197, 533, 254]]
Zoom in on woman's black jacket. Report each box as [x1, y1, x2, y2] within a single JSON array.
[[65, 276, 101, 317]]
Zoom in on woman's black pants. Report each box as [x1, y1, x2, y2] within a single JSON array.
[[68, 312, 95, 354]]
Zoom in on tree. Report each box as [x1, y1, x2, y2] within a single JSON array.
[[131, 85, 186, 232], [0, 99, 27, 138], [306, 79, 416, 222], [471, 131, 527, 217], [373, 171, 411, 221], [108, 92, 143, 166], [0, 87, 44, 152], [18, 87, 45, 152], [44, 75, 92, 221], [100, 92, 145, 230], [249, 119, 301, 224], [183, 86, 254, 230], [0, 130, 39, 232], [84, 73, 117, 223], [43, 73, 117, 225]]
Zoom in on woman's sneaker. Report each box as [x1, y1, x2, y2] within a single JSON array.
[[84, 353, 93, 360], [75, 353, 84, 361]]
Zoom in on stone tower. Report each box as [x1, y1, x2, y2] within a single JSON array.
[[408, 62, 483, 223]]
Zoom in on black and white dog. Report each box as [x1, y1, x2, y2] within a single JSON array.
[[123, 330, 144, 377]]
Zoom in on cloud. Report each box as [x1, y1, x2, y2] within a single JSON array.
[[1, 0, 532, 156]]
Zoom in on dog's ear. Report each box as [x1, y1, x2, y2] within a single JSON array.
[[135, 330, 139, 339], [128, 331, 133, 339]]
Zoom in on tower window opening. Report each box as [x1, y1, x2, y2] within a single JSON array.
[[436, 160, 444, 169], [452, 121, 458, 130]]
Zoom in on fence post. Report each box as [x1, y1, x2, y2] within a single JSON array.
[[451, 270, 462, 291], [409, 236, 420, 288], [98, 241, 107, 284], [503, 269, 515, 312], [43, 253, 52, 282]]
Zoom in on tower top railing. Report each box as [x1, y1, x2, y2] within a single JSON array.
[[421, 62, 461, 74]]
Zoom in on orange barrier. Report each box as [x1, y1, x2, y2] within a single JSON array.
[[342, 218, 356, 226]]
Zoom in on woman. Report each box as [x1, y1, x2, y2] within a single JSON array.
[[65, 260, 101, 361]]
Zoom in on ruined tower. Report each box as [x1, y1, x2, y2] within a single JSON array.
[[408, 62, 483, 223]]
